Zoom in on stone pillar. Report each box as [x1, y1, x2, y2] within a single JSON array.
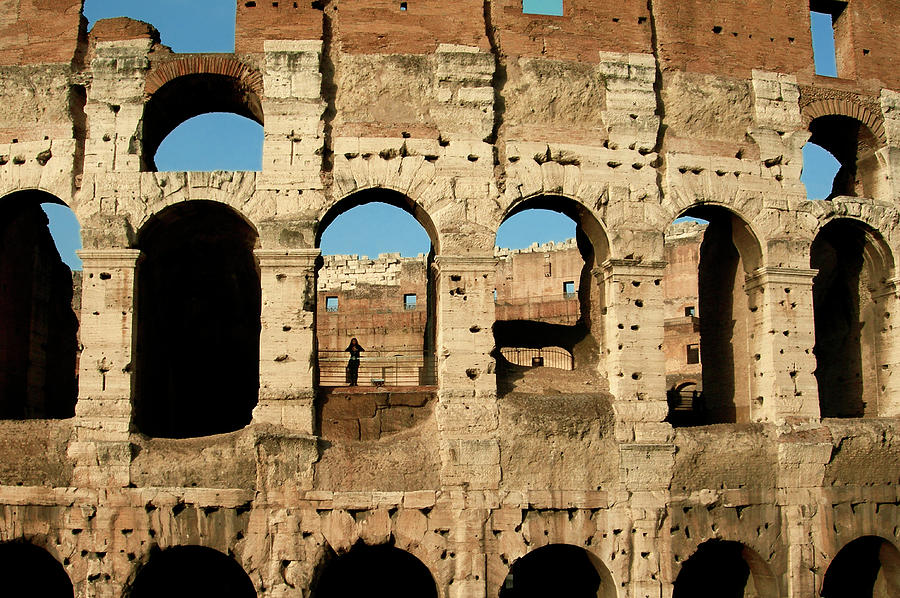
[[600, 259, 669, 443], [599, 258, 673, 598], [871, 277, 900, 417], [433, 255, 500, 490], [253, 248, 320, 434], [69, 249, 141, 487], [777, 436, 832, 598], [744, 267, 820, 423], [85, 39, 151, 174]]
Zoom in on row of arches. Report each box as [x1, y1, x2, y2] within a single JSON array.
[[0, 184, 896, 435], [4, 534, 898, 596]]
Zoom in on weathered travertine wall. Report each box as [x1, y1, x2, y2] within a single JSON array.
[[0, 0, 899, 596]]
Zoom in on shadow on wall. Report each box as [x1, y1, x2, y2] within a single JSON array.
[[0, 192, 78, 420], [311, 542, 438, 598], [133, 201, 261, 439]]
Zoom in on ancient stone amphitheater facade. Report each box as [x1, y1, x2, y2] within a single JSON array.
[[0, 0, 899, 596]]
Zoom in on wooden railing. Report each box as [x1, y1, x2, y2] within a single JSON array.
[[318, 349, 436, 387], [499, 346, 574, 370]]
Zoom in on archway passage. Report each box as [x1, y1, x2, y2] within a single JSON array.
[[315, 191, 437, 389], [0, 541, 73, 596], [664, 208, 761, 426], [811, 219, 893, 418], [808, 115, 884, 199], [142, 73, 263, 171], [128, 545, 256, 598], [0, 191, 78, 419], [493, 197, 610, 392], [822, 536, 900, 598], [499, 544, 614, 598], [312, 543, 438, 598], [134, 201, 260, 438], [673, 540, 777, 598]]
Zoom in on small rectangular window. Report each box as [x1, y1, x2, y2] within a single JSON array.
[[326, 296, 339, 312], [523, 0, 562, 16], [400, 1, 408, 10], [493, 289, 498, 302], [686, 344, 700, 364], [563, 281, 576, 299], [404, 293, 417, 310], [684, 305, 695, 317]]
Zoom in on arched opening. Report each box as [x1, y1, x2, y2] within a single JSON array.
[[807, 115, 885, 199], [663, 208, 762, 426], [811, 219, 895, 418], [0, 541, 73, 596], [499, 544, 615, 598], [493, 197, 610, 393], [154, 112, 263, 172], [127, 545, 256, 598], [134, 201, 260, 438], [315, 190, 436, 389], [0, 191, 79, 419], [142, 73, 263, 171], [673, 540, 778, 598], [822, 536, 900, 598], [311, 542, 437, 598]]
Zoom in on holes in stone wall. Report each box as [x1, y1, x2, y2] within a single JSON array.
[[311, 542, 437, 598], [0, 191, 79, 419], [134, 201, 260, 438], [127, 545, 256, 598]]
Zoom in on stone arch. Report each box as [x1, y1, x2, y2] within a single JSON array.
[[499, 543, 617, 598], [141, 68, 264, 171], [0, 189, 79, 419], [810, 217, 897, 417], [492, 194, 612, 378], [0, 540, 73, 596], [316, 186, 440, 253], [664, 205, 764, 425], [801, 100, 886, 145], [125, 545, 256, 598], [314, 187, 439, 388], [133, 200, 261, 438], [310, 541, 438, 598], [821, 536, 900, 598], [496, 193, 611, 265], [672, 539, 778, 598], [803, 106, 888, 199]]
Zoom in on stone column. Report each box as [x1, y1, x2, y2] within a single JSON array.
[[870, 277, 900, 417], [599, 259, 669, 443], [253, 248, 320, 433], [69, 249, 141, 487], [599, 259, 673, 597], [777, 437, 832, 598], [433, 255, 500, 490], [744, 267, 820, 423]]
